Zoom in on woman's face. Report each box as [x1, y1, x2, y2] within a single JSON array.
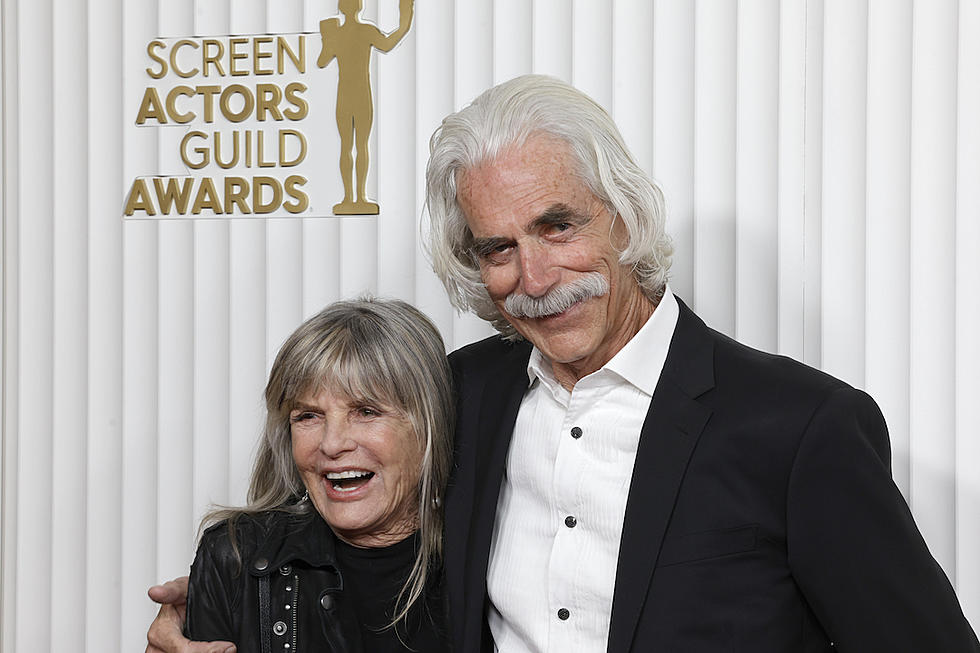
[[290, 385, 422, 548]]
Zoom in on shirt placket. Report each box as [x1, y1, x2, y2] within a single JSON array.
[[546, 382, 593, 651]]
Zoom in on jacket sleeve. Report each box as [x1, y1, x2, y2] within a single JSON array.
[[184, 523, 241, 644], [786, 387, 979, 651]]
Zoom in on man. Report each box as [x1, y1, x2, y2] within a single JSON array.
[[148, 75, 979, 652]]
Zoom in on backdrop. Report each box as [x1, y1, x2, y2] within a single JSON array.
[[2, 0, 979, 651]]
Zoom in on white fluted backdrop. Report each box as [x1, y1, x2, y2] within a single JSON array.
[[2, 1, 978, 651]]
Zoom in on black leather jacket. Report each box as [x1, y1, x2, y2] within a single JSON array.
[[186, 510, 365, 653]]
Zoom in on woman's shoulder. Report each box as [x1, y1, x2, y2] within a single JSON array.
[[197, 511, 295, 566]]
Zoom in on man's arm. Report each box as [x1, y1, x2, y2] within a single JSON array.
[[787, 387, 979, 651], [373, 0, 414, 52], [145, 577, 237, 653]]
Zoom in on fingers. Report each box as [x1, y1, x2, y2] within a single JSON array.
[[185, 643, 237, 653], [147, 576, 190, 605]]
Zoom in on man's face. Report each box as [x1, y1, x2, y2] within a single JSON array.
[[456, 134, 653, 384]]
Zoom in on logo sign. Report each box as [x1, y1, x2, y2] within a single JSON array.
[[124, 0, 413, 219]]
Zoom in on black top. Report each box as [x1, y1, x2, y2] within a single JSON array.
[[335, 532, 447, 652], [185, 510, 448, 653]]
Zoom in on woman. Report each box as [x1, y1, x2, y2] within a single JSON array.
[[185, 298, 453, 652]]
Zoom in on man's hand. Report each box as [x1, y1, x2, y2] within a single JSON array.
[[145, 577, 236, 653]]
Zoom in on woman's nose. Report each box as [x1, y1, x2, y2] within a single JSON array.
[[317, 421, 357, 457]]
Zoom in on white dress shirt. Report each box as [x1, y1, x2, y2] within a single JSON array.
[[486, 288, 679, 653]]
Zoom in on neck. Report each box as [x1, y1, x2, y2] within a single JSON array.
[[551, 291, 658, 391]]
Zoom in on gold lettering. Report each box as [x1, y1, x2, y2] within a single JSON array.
[[283, 175, 309, 214], [170, 39, 200, 78], [277, 36, 305, 74], [279, 130, 307, 167], [255, 84, 284, 121], [253, 176, 282, 213], [283, 83, 308, 120], [253, 37, 274, 75], [214, 132, 240, 169], [180, 131, 209, 169], [166, 86, 196, 123], [136, 87, 167, 124], [224, 177, 251, 214], [196, 85, 221, 123], [192, 177, 224, 214], [244, 129, 253, 168], [256, 131, 275, 168], [220, 84, 254, 123], [153, 177, 195, 214], [229, 38, 249, 76], [125, 179, 157, 215], [146, 40, 168, 79], [202, 39, 225, 77]]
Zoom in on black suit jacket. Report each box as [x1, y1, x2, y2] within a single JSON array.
[[444, 298, 979, 652]]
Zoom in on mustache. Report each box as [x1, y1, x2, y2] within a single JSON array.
[[503, 272, 609, 319]]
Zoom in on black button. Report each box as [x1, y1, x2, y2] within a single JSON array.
[[557, 608, 570, 620], [320, 594, 336, 611], [570, 426, 582, 439], [279, 564, 292, 575], [253, 557, 269, 571], [564, 515, 577, 528]]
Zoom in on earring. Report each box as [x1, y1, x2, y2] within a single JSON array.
[[300, 491, 309, 503]]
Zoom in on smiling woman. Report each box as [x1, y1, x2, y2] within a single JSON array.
[[183, 298, 454, 653]]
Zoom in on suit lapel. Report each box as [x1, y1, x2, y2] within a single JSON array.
[[606, 300, 715, 653], [456, 341, 532, 652]]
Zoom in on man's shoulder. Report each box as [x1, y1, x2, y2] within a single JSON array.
[[449, 334, 531, 368]]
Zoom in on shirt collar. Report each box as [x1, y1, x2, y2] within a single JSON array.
[[524, 286, 679, 396]]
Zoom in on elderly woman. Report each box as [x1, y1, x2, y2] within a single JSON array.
[[183, 298, 452, 652]]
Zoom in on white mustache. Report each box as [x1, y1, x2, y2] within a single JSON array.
[[503, 272, 609, 319]]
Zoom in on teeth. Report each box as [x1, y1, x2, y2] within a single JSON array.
[[325, 470, 371, 480]]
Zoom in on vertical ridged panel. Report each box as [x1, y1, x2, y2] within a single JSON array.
[[120, 0, 162, 645], [776, 0, 807, 359], [652, 0, 695, 300], [5, 3, 980, 651], [51, 0, 89, 648], [820, 0, 867, 387], [693, 0, 737, 332], [86, 0, 126, 645], [532, 0, 572, 80], [15, 0, 55, 652], [956, 0, 980, 621], [734, 0, 780, 352], [414, 0, 456, 346], [865, 0, 912, 492], [908, 0, 958, 575]]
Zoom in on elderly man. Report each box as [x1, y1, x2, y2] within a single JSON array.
[[148, 75, 979, 652]]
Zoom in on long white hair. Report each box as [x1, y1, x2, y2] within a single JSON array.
[[425, 74, 673, 339]]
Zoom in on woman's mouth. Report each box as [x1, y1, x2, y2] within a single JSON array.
[[325, 470, 375, 492]]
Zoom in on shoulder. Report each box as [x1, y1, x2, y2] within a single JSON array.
[[449, 335, 530, 374]]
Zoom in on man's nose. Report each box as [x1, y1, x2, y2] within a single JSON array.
[[318, 421, 357, 458], [517, 242, 559, 297]]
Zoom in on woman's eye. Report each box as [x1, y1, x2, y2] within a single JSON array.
[[290, 411, 317, 423], [356, 406, 380, 417]]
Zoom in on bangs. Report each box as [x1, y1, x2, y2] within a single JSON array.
[[282, 325, 407, 415]]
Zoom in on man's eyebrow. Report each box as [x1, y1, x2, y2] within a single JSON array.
[[528, 203, 589, 230], [469, 235, 513, 258]]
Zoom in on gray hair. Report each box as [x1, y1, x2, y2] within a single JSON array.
[[425, 74, 673, 339], [203, 297, 454, 630]]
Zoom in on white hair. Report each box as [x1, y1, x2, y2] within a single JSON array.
[[424, 74, 673, 339]]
